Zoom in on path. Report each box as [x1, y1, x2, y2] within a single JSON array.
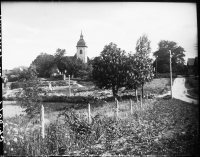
[[172, 76, 198, 104]]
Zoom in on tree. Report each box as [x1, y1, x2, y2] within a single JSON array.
[[135, 34, 151, 57], [31, 52, 55, 77], [126, 53, 154, 99], [54, 48, 67, 74], [92, 42, 128, 97], [17, 65, 45, 119], [153, 40, 185, 73], [126, 34, 154, 98]]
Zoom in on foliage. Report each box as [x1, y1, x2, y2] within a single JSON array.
[[126, 34, 154, 98], [10, 82, 24, 90], [186, 77, 199, 95], [153, 40, 186, 73], [50, 74, 65, 81], [135, 34, 151, 56], [155, 73, 177, 78], [92, 42, 128, 97], [53, 48, 67, 74], [16, 66, 46, 119], [3, 98, 199, 156], [9, 66, 28, 76], [31, 52, 55, 77], [7, 75, 19, 82]]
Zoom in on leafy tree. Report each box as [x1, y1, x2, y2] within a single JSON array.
[[31, 52, 55, 77], [10, 66, 28, 75], [135, 34, 151, 57], [17, 65, 45, 119], [54, 48, 67, 74], [153, 40, 185, 73], [126, 53, 154, 99], [92, 42, 128, 97], [127, 34, 154, 98]]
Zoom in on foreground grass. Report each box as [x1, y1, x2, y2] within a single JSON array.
[[4, 98, 199, 156]]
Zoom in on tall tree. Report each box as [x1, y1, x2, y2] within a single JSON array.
[[54, 49, 67, 74], [92, 42, 128, 97], [126, 53, 154, 99], [153, 40, 185, 73], [127, 34, 154, 98], [135, 34, 151, 57]]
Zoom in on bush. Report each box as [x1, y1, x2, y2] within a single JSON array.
[[186, 78, 199, 95], [8, 75, 19, 82], [10, 82, 24, 90], [156, 73, 177, 78], [50, 75, 65, 81], [40, 94, 155, 104]]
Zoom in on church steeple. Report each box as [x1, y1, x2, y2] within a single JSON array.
[[80, 30, 83, 39], [76, 30, 88, 63]]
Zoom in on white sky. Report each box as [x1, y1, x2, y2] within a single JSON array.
[[1, 2, 198, 70]]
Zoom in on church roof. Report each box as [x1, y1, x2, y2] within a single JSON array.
[[76, 31, 87, 47]]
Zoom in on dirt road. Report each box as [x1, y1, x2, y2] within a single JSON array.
[[172, 76, 198, 104]]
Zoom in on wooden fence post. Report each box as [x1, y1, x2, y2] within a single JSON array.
[[130, 99, 133, 115], [41, 105, 45, 139], [115, 98, 119, 119], [69, 75, 71, 96], [88, 103, 91, 124], [140, 96, 143, 110]]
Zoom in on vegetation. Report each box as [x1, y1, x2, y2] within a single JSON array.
[[31, 52, 55, 77], [3, 98, 199, 156], [127, 34, 154, 98], [92, 42, 128, 97], [186, 77, 199, 98], [153, 40, 186, 73], [92, 38, 154, 98]]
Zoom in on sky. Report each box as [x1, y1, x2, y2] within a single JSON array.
[[1, 2, 198, 70]]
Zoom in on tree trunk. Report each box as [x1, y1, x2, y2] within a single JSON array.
[[142, 83, 144, 98], [135, 88, 138, 102], [112, 86, 118, 98]]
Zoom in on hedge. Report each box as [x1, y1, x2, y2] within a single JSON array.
[[50, 74, 65, 81], [10, 82, 24, 90], [10, 80, 75, 90], [155, 73, 177, 78], [3, 94, 155, 103]]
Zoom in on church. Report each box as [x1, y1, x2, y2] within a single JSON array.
[[75, 31, 88, 63]]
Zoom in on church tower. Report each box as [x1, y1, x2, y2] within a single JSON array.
[[76, 31, 87, 63]]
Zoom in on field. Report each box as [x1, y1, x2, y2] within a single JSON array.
[[3, 77, 199, 156]]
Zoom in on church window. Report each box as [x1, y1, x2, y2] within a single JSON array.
[[80, 50, 83, 54]]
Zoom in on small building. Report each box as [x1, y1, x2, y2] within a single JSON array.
[[187, 58, 196, 76]]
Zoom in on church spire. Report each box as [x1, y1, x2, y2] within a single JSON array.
[[80, 30, 83, 39]]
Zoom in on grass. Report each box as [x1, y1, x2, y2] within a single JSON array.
[[141, 78, 174, 95], [3, 97, 199, 156]]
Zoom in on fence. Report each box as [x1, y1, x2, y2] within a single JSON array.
[[40, 95, 151, 137]]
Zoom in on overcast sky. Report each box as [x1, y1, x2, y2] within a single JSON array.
[[2, 2, 197, 70]]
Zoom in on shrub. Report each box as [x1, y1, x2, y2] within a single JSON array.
[[10, 82, 24, 90], [40, 94, 155, 104], [156, 73, 177, 78], [8, 75, 19, 82], [50, 75, 65, 81]]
